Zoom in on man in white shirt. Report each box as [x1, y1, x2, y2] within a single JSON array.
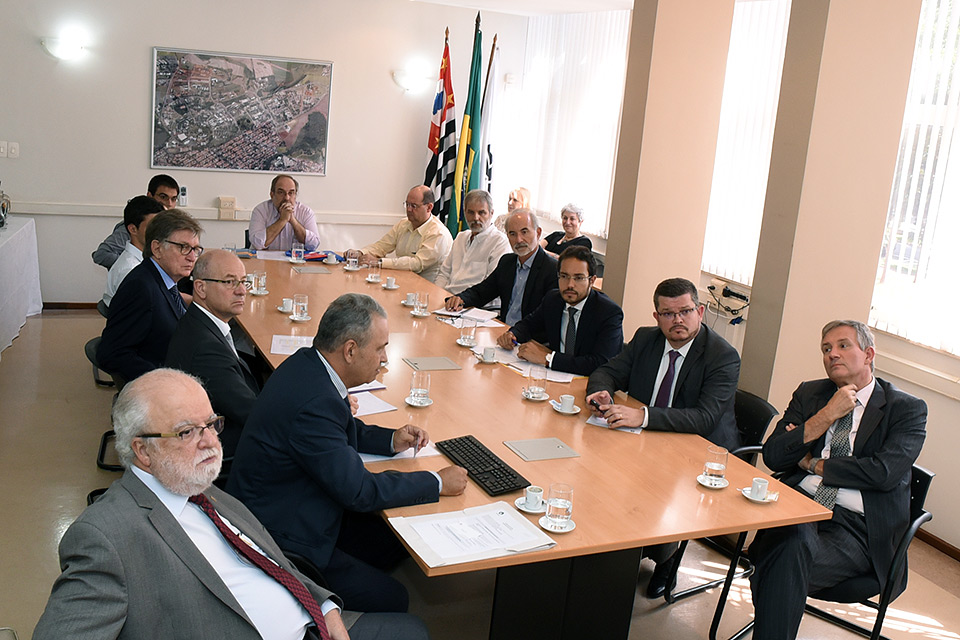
[[92, 174, 181, 269], [102, 196, 164, 307], [248, 174, 321, 251], [33, 368, 429, 640], [435, 189, 510, 294], [351, 185, 453, 283]]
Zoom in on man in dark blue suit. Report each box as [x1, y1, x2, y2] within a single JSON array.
[[586, 277, 741, 597], [497, 245, 623, 376], [228, 294, 467, 614], [444, 209, 558, 341], [749, 320, 926, 640], [98, 209, 203, 384]]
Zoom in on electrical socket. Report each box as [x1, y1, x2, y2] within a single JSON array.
[[0, 141, 7, 158], [8, 142, 19, 159], [218, 196, 236, 220]]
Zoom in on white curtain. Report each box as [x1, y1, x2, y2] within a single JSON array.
[[700, 0, 792, 285]]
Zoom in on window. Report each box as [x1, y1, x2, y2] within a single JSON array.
[[700, 0, 792, 286], [870, 0, 960, 355]]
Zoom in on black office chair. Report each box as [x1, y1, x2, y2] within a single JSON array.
[[244, 229, 251, 249], [663, 389, 778, 603], [97, 299, 109, 318], [84, 336, 115, 388], [713, 464, 935, 640]]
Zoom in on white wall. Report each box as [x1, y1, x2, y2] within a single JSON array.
[[0, 0, 529, 301]]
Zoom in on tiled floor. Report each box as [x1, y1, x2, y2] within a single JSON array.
[[2, 311, 959, 639]]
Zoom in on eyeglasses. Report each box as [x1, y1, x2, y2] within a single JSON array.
[[558, 273, 590, 283], [658, 308, 698, 321], [402, 201, 424, 209], [139, 416, 224, 443], [200, 278, 252, 290], [163, 240, 204, 256]]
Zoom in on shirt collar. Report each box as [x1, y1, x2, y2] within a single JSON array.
[[194, 303, 232, 337], [517, 247, 539, 270], [149, 257, 178, 290], [316, 350, 348, 399], [131, 464, 189, 517], [661, 334, 695, 360], [855, 377, 876, 408], [566, 295, 588, 314]]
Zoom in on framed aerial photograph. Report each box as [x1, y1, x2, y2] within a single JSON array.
[[151, 48, 332, 175]]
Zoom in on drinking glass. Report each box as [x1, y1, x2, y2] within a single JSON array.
[[410, 371, 431, 406], [527, 365, 547, 399], [368, 260, 382, 283], [414, 292, 429, 315], [545, 483, 573, 531], [293, 294, 309, 320], [253, 271, 267, 294], [703, 445, 728, 487], [292, 242, 305, 262], [459, 317, 477, 346]]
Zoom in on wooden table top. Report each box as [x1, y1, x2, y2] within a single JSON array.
[[235, 257, 832, 577]]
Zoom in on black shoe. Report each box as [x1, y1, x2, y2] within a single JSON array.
[[645, 559, 678, 599]]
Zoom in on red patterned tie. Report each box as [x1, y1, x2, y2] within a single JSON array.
[[189, 494, 331, 640]]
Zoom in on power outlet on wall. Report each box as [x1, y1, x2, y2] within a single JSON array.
[[0, 141, 7, 158]]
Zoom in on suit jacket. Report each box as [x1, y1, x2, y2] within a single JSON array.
[[511, 289, 624, 376], [586, 324, 741, 449], [457, 248, 558, 337], [165, 304, 261, 457], [762, 377, 926, 597], [97, 258, 183, 382], [227, 348, 439, 571], [33, 470, 340, 639]]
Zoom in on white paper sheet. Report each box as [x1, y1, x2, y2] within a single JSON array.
[[270, 335, 313, 355], [255, 250, 292, 261], [351, 391, 397, 418], [586, 414, 643, 434], [348, 381, 387, 393], [359, 442, 440, 463], [435, 314, 503, 329], [470, 344, 522, 364], [508, 362, 577, 383]]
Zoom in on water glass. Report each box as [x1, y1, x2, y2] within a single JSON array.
[[292, 242, 305, 262], [459, 317, 477, 346], [703, 445, 728, 487], [414, 292, 429, 315], [368, 260, 382, 283], [253, 271, 267, 294], [545, 483, 573, 531], [410, 371, 431, 406], [527, 365, 547, 399], [293, 294, 309, 320]]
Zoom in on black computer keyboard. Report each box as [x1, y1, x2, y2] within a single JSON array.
[[436, 435, 530, 496]]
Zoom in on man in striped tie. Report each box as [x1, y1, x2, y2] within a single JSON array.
[[34, 368, 429, 640], [750, 320, 927, 640]]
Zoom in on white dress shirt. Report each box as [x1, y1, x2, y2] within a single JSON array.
[[640, 338, 695, 428], [435, 224, 511, 294], [130, 466, 335, 640], [103, 242, 143, 306], [797, 377, 875, 515]]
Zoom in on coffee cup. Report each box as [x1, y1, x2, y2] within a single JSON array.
[[280, 298, 293, 312], [405, 292, 417, 305], [482, 346, 496, 363], [386, 276, 396, 288], [751, 477, 769, 500], [560, 394, 576, 413], [324, 254, 337, 264], [525, 485, 543, 510]]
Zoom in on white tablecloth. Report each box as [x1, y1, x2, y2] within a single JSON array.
[[0, 216, 43, 361]]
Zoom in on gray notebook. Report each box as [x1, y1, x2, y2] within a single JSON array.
[[402, 357, 462, 371], [503, 438, 580, 462], [292, 265, 331, 274]]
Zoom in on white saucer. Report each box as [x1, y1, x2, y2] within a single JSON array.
[[739, 487, 779, 504], [410, 310, 431, 318], [522, 389, 549, 402], [288, 258, 306, 264], [250, 289, 269, 296], [324, 259, 338, 266], [697, 474, 729, 490], [550, 401, 580, 415], [515, 496, 547, 514], [289, 314, 312, 323], [382, 283, 400, 290], [401, 300, 416, 307], [344, 266, 361, 272], [539, 516, 576, 533], [277, 305, 293, 313], [405, 396, 433, 407], [366, 276, 381, 284], [456, 337, 477, 347]]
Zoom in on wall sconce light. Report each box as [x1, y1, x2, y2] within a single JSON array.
[[41, 26, 89, 61], [391, 60, 433, 94]]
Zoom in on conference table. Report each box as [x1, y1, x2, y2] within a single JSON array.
[[235, 256, 831, 640]]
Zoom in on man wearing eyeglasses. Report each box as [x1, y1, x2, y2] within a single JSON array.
[[166, 249, 261, 458], [348, 185, 453, 282], [248, 174, 321, 252], [34, 368, 430, 640], [98, 209, 203, 384], [496, 246, 622, 376], [585, 276, 741, 597]]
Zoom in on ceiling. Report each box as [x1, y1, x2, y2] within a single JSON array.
[[413, 0, 634, 17]]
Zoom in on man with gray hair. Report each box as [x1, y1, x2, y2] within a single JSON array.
[[229, 294, 467, 614], [34, 368, 429, 640], [749, 320, 926, 639], [435, 189, 510, 294], [444, 208, 558, 332]]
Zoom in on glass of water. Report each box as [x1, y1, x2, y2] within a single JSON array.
[[409, 371, 431, 406], [368, 259, 382, 283], [292, 294, 309, 320], [545, 483, 573, 531], [459, 317, 477, 346], [527, 365, 547, 399], [292, 242, 305, 262], [253, 271, 267, 294], [414, 292, 429, 315], [703, 445, 728, 487]]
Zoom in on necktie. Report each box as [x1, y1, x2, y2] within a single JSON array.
[[654, 350, 680, 408], [225, 330, 238, 358], [813, 411, 854, 510], [188, 494, 331, 640], [169, 284, 187, 318], [564, 307, 578, 355]]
